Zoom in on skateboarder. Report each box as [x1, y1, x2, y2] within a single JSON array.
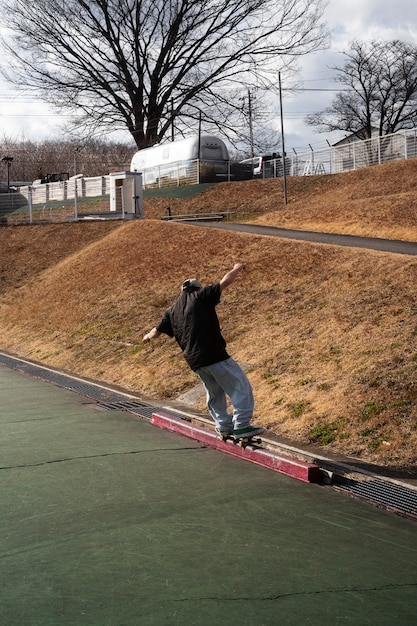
[[143, 263, 264, 440]]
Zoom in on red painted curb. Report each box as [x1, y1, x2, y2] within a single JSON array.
[[152, 412, 322, 483]]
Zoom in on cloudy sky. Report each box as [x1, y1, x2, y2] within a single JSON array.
[[0, 0, 416, 150], [282, 0, 417, 151]]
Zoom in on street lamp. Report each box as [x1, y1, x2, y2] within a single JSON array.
[[2, 156, 13, 190]]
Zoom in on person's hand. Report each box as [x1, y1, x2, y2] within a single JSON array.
[[143, 332, 153, 343], [143, 328, 160, 343]]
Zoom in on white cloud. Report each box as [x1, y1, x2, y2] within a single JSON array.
[[0, 0, 416, 150], [0, 94, 63, 141], [278, 0, 417, 151], [326, 0, 417, 42]]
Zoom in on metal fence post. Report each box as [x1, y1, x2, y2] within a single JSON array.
[[74, 179, 78, 221], [28, 187, 33, 224]]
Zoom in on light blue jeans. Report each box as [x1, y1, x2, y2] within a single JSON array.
[[195, 357, 254, 433]]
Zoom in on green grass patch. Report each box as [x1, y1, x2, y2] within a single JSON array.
[[359, 401, 386, 422], [309, 417, 349, 445], [288, 401, 310, 418], [143, 183, 217, 200]]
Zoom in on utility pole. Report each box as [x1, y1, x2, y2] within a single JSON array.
[[197, 110, 202, 184], [278, 72, 287, 205], [247, 89, 254, 158]]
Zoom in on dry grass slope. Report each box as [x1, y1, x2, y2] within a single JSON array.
[[1, 158, 417, 471]]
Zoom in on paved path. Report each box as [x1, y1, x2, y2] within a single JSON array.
[[1, 364, 416, 625], [189, 222, 417, 256]]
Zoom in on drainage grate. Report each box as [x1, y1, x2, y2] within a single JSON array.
[[98, 400, 155, 419], [0, 352, 157, 419], [2, 352, 417, 519], [335, 477, 417, 518]]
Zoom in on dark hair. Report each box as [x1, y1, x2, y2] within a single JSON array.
[[182, 278, 202, 292]]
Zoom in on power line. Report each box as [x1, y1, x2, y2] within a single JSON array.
[[0, 114, 74, 118], [286, 88, 350, 92]]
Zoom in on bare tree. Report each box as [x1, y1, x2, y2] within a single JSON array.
[[306, 40, 417, 140], [0, 136, 135, 182], [0, 0, 328, 149]]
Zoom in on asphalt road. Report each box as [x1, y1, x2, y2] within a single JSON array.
[[1, 364, 417, 625], [189, 221, 417, 256]]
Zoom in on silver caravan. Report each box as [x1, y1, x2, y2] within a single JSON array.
[[130, 135, 229, 187]]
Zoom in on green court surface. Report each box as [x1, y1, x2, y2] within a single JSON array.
[[1, 365, 416, 625]]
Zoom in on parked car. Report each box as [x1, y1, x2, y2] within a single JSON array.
[[32, 172, 70, 185]]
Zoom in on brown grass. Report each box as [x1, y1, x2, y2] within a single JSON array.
[[145, 158, 417, 241], [1, 158, 417, 471]]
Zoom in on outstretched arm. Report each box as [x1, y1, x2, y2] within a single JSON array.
[[143, 327, 161, 343], [219, 263, 245, 292]]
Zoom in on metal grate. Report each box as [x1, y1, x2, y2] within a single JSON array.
[[2, 352, 417, 519], [0, 353, 157, 419], [335, 477, 417, 518], [98, 400, 155, 418]]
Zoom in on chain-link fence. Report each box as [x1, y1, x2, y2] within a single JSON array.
[[277, 128, 417, 177], [0, 176, 112, 225], [1, 128, 417, 225]]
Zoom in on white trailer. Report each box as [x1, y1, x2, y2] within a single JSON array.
[[130, 135, 229, 187]]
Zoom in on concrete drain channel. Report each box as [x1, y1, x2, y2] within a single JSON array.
[[0, 352, 157, 419], [333, 477, 417, 519], [1, 352, 416, 519]]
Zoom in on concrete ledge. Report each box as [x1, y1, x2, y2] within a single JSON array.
[[152, 411, 323, 483], [161, 214, 224, 222]]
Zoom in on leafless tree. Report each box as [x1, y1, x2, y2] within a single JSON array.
[[306, 40, 417, 140], [0, 0, 328, 149], [0, 136, 134, 182]]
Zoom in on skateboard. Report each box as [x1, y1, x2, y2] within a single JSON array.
[[220, 433, 262, 449]]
